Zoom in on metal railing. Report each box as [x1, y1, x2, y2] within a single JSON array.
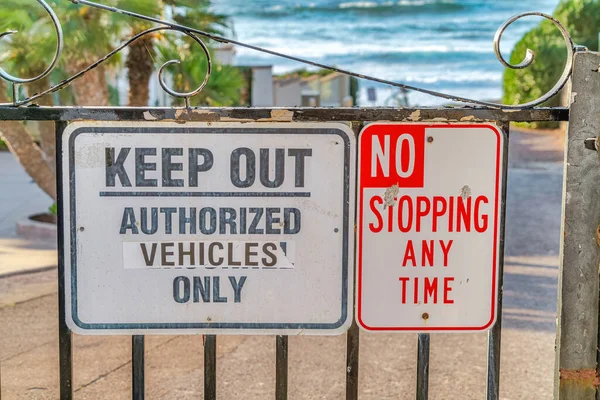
[[0, 0, 588, 399]]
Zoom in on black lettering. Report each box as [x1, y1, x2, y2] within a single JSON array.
[[228, 242, 242, 267], [199, 242, 206, 266], [219, 208, 237, 234], [213, 276, 227, 303], [135, 148, 157, 187], [229, 276, 247, 303], [189, 148, 213, 187], [160, 207, 177, 234], [162, 148, 184, 187], [249, 208, 264, 234], [199, 207, 217, 235], [284, 208, 301, 234], [140, 243, 157, 266], [120, 207, 138, 234], [259, 148, 285, 188], [140, 207, 158, 234], [105, 147, 131, 187], [240, 207, 247, 234], [266, 207, 281, 234], [173, 276, 190, 303], [208, 242, 224, 266], [193, 276, 210, 302], [262, 243, 277, 267], [245, 242, 259, 266], [179, 207, 197, 234], [161, 242, 175, 266], [288, 148, 312, 187], [230, 147, 256, 188], [178, 242, 195, 266]]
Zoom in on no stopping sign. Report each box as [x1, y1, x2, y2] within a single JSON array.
[[356, 123, 505, 332]]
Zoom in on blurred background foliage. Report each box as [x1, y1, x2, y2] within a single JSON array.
[[503, 0, 600, 128]]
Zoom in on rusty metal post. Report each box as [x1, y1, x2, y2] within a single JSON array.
[[555, 51, 600, 399]]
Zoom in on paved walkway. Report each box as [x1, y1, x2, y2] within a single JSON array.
[[0, 151, 56, 277]]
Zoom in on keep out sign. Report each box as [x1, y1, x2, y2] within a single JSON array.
[[61, 121, 355, 335], [356, 123, 504, 332]]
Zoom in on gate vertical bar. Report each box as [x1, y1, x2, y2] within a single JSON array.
[[276, 335, 288, 400], [346, 322, 360, 400], [416, 334, 430, 400], [486, 121, 510, 400], [56, 120, 73, 400], [555, 51, 600, 400], [346, 121, 362, 400], [132, 336, 145, 400], [204, 335, 217, 400]]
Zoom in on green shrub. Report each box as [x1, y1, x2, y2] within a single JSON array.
[[503, 0, 600, 127]]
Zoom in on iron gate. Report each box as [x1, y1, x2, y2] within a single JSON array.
[[0, 1, 598, 399]]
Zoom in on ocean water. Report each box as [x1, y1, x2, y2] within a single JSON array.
[[212, 0, 561, 106]]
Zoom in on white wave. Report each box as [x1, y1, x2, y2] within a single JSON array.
[[339, 2, 390, 9], [265, 4, 285, 12], [236, 42, 493, 59]]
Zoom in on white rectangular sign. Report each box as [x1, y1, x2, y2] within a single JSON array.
[[356, 123, 504, 332], [61, 121, 355, 335]]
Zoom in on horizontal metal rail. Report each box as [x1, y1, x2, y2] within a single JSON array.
[[0, 106, 568, 122]]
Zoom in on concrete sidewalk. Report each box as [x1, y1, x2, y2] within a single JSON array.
[[0, 151, 57, 277]]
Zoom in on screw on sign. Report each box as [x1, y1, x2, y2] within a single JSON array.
[[356, 123, 505, 332]]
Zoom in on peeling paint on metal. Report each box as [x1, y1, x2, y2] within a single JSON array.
[[174, 109, 220, 122], [408, 110, 421, 121], [460, 115, 476, 121], [571, 92, 578, 105], [460, 185, 471, 199], [258, 109, 294, 122], [143, 111, 158, 121], [383, 184, 400, 209]]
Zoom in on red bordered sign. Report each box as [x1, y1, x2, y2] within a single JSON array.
[[356, 123, 504, 332]]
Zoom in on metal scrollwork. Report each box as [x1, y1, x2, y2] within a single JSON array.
[[158, 32, 212, 109], [0, 0, 63, 102], [492, 12, 575, 108], [0, 0, 582, 109]]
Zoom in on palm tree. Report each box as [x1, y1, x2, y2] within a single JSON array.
[[119, 0, 231, 107], [155, 33, 246, 107]]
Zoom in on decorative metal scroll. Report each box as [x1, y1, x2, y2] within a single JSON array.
[[0, 0, 581, 109]]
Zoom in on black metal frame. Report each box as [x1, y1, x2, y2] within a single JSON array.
[[1, 105, 569, 400]]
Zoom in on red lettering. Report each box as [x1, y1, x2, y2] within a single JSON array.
[[432, 196, 447, 233], [443, 277, 454, 304], [397, 195, 413, 232], [457, 197, 471, 232], [448, 196, 454, 232], [416, 196, 431, 232], [402, 240, 416, 267], [474, 196, 489, 232], [439, 240, 453, 267], [422, 240, 434, 267], [424, 277, 438, 304], [399, 277, 409, 304], [413, 277, 419, 304], [387, 204, 394, 232], [368, 196, 383, 233]]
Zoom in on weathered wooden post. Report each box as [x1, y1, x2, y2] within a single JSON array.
[[556, 51, 600, 399]]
